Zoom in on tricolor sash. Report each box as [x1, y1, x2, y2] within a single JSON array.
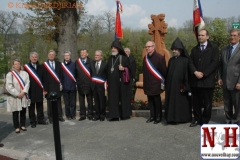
[[43, 62, 62, 85], [61, 63, 76, 82], [11, 71, 29, 99], [77, 58, 91, 79], [92, 76, 105, 84], [92, 76, 107, 90], [145, 55, 165, 83], [24, 64, 43, 89]]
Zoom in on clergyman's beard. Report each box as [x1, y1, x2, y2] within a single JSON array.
[[112, 52, 118, 56]]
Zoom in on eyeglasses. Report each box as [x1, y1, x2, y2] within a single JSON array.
[[145, 45, 153, 48]]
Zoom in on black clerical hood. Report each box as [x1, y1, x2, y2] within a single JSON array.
[[171, 37, 189, 58], [111, 39, 126, 56]]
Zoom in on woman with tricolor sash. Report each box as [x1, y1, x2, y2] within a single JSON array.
[[6, 59, 30, 133]]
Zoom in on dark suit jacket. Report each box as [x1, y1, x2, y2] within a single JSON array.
[[25, 62, 44, 102], [128, 55, 136, 80], [90, 60, 107, 91], [43, 60, 63, 99], [189, 41, 219, 88], [75, 57, 93, 94], [218, 43, 240, 90], [143, 51, 167, 95]]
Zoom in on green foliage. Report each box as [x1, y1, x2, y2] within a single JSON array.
[[207, 18, 229, 50]]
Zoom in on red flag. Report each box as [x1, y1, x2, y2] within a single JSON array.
[[193, 0, 205, 38], [115, 0, 123, 39]]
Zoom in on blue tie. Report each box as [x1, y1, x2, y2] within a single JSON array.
[[228, 46, 233, 60], [201, 45, 205, 51]]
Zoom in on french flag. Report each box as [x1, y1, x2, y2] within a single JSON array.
[[193, 0, 205, 38], [115, 0, 123, 40]]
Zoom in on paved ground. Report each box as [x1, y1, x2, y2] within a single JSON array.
[[0, 93, 227, 160]]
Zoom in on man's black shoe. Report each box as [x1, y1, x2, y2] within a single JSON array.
[[189, 121, 198, 127], [233, 121, 239, 124], [121, 117, 130, 120], [88, 117, 93, 120], [226, 121, 232, 124], [31, 124, 36, 128], [78, 117, 86, 121], [59, 118, 65, 122], [92, 117, 100, 121], [108, 118, 119, 121], [146, 117, 155, 123], [38, 121, 48, 125], [100, 117, 105, 121], [0, 143, 4, 147], [154, 118, 161, 124]]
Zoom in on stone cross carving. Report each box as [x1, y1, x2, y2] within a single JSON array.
[[143, 14, 170, 65]]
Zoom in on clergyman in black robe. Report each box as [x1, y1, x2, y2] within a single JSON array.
[[165, 37, 192, 124], [107, 39, 132, 121]]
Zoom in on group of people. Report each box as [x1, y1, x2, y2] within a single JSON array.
[[5, 39, 137, 133], [162, 28, 240, 127], [4, 28, 240, 134]]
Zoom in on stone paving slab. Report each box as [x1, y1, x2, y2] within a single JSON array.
[[0, 108, 227, 160]]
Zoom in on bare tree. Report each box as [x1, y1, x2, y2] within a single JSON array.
[[99, 10, 115, 33], [24, 0, 88, 61], [0, 11, 20, 54]]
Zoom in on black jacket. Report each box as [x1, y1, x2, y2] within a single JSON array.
[[75, 57, 93, 94], [25, 62, 44, 103], [189, 41, 219, 88], [43, 60, 63, 98], [90, 60, 107, 91]]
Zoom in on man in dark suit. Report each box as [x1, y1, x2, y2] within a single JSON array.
[[189, 29, 219, 127], [143, 41, 167, 124], [62, 51, 76, 120], [218, 29, 240, 124], [24, 52, 48, 128], [43, 50, 64, 123], [124, 48, 136, 100], [90, 50, 107, 121], [76, 49, 94, 121]]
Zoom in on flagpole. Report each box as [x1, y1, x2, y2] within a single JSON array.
[[193, 0, 205, 40], [115, 0, 123, 40]]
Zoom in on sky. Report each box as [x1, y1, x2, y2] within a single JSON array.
[[1, 0, 240, 29]]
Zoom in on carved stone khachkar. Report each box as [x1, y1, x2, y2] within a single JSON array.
[[135, 13, 171, 103]]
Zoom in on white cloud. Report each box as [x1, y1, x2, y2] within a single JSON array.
[[85, 0, 109, 15], [168, 18, 178, 28], [122, 4, 145, 17], [139, 17, 151, 29]]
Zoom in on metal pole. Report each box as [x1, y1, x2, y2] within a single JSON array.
[[50, 92, 62, 160]]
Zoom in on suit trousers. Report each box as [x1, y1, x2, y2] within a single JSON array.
[[147, 95, 162, 119], [63, 91, 76, 118], [191, 87, 214, 124], [47, 98, 63, 120], [12, 107, 26, 129], [223, 88, 240, 122], [78, 93, 93, 118], [93, 89, 106, 118], [29, 102, 44, 124]]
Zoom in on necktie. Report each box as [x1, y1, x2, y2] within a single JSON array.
[[228, 46, 234, 60], [34, 64, 36, 69], [51, 62, 54, 70], [201, 45, 205, 51], [96, 62, 99, 74]]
